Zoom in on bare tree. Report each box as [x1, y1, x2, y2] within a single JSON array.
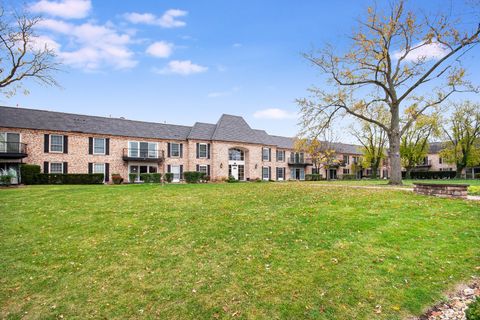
[[297, 0, 479, 185], [0, 7, 60, 97]]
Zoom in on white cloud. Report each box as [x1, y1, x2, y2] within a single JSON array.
[[154, 60, 207, 75], [232, 43, 242, 48], [253, 108, 297, 120], [29, 35, 61, 51], [393, 41, 449, 62], [29, 0, 91, 19], [124, 9, 188, 28], [146, 41, 173, 58], [36, 19, 137, 70]]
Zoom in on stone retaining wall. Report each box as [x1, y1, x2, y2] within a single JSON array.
[[413, 183, 469, 199]]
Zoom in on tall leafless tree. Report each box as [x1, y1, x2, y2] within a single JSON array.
[[0, 7, 60, 97], [297, 0, 479, 184]]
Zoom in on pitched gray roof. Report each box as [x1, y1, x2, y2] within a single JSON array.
[[429, 142, 446, 153], [0, 106, 191, 140], [0, 106, 370, 154], [211, 114, 264, 144], [187, 122, 216, 140]]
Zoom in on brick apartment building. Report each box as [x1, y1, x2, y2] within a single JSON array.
[[0, 106, 476, 183]]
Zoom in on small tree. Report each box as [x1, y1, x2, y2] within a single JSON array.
[[400, 114, 440, 178], [0, 6, 60, 97], [351, 107, 388, 179], [441, 101, 480, 178], [295, 130, 340, 180], [298, 0, 479, 185]]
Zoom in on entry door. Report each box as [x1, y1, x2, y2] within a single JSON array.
[[329, 169, 337, 180], [171, 165, 180, 182], [230, 165, 239, 180]]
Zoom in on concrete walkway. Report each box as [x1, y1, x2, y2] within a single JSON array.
[[310, 183, 480, 201]]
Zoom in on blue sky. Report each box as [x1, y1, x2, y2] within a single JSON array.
[[3, 0, 480, 142]]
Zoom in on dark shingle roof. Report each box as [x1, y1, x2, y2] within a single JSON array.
[[0, 106, 374, 154], [211, 114, 264, 144], [429, 142, 446, 153], [187, 122, 216, 140], [0, 106, 191, 140]]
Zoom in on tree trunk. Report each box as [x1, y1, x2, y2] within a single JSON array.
[[455, 164, 465, 179], [388, 130, 402, 185], [371, 164, 378, 179], [405, 167, 412, 179]]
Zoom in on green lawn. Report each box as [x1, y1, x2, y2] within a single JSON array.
[[310, 179, 480, 195], [1, 183, 479, 319]]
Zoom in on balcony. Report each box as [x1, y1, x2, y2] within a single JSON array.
[[288, 156, 312, 166], [122, 148, 164, 162], [0, 142, 27, 159]]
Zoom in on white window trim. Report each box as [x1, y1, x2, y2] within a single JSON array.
[[93, 138, 106, 155], [277, 150, 285, 162], [50, 162, 63, 174], [0, 132, 21, 153], [262, 166, 270, 180], [276, 167, 285, 181], [198, 143, 208, 158], [344, 155, 350, 165], [262, 147, 270, 161], [92, 163, 105, 174], [128, 141, 158, 158], [50, 134, 64, 153], [170, 142, 180, 157], [198, 165, 208, 174]]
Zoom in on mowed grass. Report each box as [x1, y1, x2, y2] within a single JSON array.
[[1, 183, 479, 319]]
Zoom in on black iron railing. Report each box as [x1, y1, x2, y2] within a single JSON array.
[[0, 142, 27, 158], [122, 148, 164, 162]]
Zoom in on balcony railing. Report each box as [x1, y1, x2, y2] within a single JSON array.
[[122, 148, 165, 162], [0, 142, 27, 158], [416, 160, 432, 167], [288, 156, 312, 165]]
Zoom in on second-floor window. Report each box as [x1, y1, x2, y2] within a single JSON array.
[[290, 152, 304, 163], [276, 150, 285, 162], [0, 132, 20, 153], [170, 143, 180, 157], [129, 141, 157, 158], [93, 138, 106, 154], [343, 155, 350, 165], [439, 157, 443, 164], [198, 143, 207, 158], [353, 156, 360, 164], [50, 135, 64, 152], [262, 147, 271, 161]]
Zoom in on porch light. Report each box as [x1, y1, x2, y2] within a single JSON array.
[[220, 163, 223, 168]]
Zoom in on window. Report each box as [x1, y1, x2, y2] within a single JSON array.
[[439, 157, 443, 164], [353, 156, 360, 164], [170, 143, 180, 157], [290, 152, 305, 164], [276, 150, 285, 162], [262, 166, 270, 180], [343, 155, 350, 165], [93, 138, 106, 154], [50, 135, 64, 152], [93, 163, 105, 174], [198, 143, 207, 158], [0, 132, 20, 153], [343, 168, 350, 174], [198, 165, 208, 174], [276, 167, 285, 180], [262, 147, 270, 161], [129, 141, 157, 158], [50, 162, 63, 174], [229, 148, 244, 161]]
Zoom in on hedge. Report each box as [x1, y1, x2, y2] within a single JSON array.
[[20, 164, 41, 184], [402, 171, 457, 179], [164, 173, 173, 183], [305, 174, 322, 181], [183, 171, 205, 183], [341, 174, 357, 180], [34, 173, 104, 184], [139, 173, 161, 183]]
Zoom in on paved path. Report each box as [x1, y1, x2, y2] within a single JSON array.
[[310, 183, 480, 201]]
